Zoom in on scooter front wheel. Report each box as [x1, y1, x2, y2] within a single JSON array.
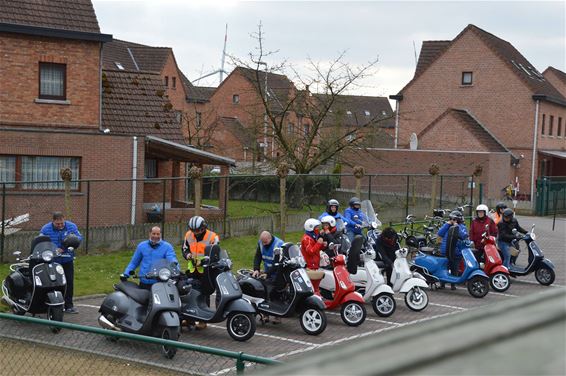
[[535, 265, 555, 286], [227, 312, 256, 342], [340, 301, 366, 327], [490, 272, 510, 292], [372, 293, 396, 317], [299, 308, 327, 335], [47, 305, 64, 334], [159, 325, 180, 359], [405, 287, 429, 312], [467, 276, 489, 298]]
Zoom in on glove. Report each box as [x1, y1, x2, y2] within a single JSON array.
[[120, 273, 129, 282], [252, 270, 260, 278]]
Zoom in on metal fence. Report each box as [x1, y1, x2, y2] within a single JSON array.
[[0, 173, 480, 259], [535, 176, 566, 216], [0, 313, 279, 375]]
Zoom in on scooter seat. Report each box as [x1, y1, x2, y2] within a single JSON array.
[[420, 247, 435, 254], [116, 281, 150, 305]]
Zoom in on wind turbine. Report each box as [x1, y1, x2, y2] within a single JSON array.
[[192, 24, 229, 86]]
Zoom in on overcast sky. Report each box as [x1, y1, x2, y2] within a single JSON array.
[[92, 0, 565, 100]]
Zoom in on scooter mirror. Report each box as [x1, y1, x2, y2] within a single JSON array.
[[511, 228, 518, 234], [13, 251, 21, 257]]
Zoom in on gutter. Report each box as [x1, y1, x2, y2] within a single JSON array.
[[0, 23, 112, 42], [530, 99, 540, 210], [131, 136, 138, 225]]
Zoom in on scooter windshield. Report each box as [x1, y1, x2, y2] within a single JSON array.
[[146, 259, 180, 281], [30, 240, 57, 262], [361, 200, 382, 228]]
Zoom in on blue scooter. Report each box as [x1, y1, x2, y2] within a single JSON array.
[[412, 226, 490, 298]]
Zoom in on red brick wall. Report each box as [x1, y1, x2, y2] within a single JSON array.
[[0, 33, 101, 129], [0, 130, 145, 228], [543, 70, 566, 98], [161, 51, 187, 112]]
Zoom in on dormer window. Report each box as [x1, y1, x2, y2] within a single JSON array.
[[461, 72, 473, 85]]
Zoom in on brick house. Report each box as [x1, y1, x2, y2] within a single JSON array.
[[390, 24, 566, 202], [0, 0, 234, 230]]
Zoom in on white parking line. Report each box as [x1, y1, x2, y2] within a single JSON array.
[[512, 279, 564, 288], [489, 291, 519, 298], [76, 304, 100, 309], [393, 297, 467, 311], [207, 323, 317, 346], [325, 311, 401, 326]]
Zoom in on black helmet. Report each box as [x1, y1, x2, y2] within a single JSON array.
[[326, 199, 340, 213], [188, 216, 207, 232], [502, 208, 514, 219], [62, 234, 81, 249], [349, 197, 361, 207], [495, 202, 508, 212], [449, 210, 463, 223]]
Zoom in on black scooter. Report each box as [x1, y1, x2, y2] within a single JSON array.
[[98, 259, 182, 359], [179, 245, 256, 341], [508, 225, 555, 285], [1, 235, 79, 333], [237, 243, 327, 336]]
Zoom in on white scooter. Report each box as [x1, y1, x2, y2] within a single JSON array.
[[390, 246, 429, 311]]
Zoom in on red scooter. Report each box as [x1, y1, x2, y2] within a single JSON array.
[[481, 226, 511, 292], [318, 243, 367, 326]]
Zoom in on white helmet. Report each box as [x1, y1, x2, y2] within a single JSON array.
[[320, 215, 336, 227], [476, 204, 489, 213], [304, 218, 321, 232]]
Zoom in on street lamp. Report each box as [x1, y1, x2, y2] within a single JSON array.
[[257, 61, 268, 161]]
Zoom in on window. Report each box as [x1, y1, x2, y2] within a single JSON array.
[[195, 112, 202, 128], [39, 63, 66, 100], [0, 156, 16, 188], [145, 159, 158, 178], [287, 122, 294, 135], [232, 94, 240, 104], [461, 71, 473, 85], [304, 124, 310, 136], [542, 114, 546, 135], [558, 117, 563, 137], [172, 77, 176, 89], [549, 115, 554, 136], [164, 76, 169, 87], [21, 156, 80, 190], [364, 110, 371, 116]]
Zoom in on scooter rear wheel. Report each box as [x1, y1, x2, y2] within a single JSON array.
[[535, 265, 555, 286], [227, 312, 256, 341], [372, 293, 396, 317], [467, 276, 489, 298], [340, 301, 366, 326], [159, 326, 180, 359], [299, 308, 327, 335], [47, 306, 64, 334], [490, 272, 510, 292]]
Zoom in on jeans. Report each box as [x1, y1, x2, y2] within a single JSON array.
[[449, 256, 462, 277], [498, 240, 511, 268], [346, 230, 361, 243], [62, 262, 74, 309]]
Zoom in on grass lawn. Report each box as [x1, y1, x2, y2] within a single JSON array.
[[0, 231, 303, 312], [203, 199, 325, 218]]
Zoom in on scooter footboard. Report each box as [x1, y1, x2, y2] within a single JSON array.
[[46, 290, 65, 306], [156, 311, 180, 327], [399, 278, 429, 293], [224, 298, 256, 315]]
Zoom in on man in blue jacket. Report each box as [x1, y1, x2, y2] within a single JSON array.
[[40, 212, 83, 314], [123, 226, 179, 290], [437, 211, 469, 290], [344, 197, 367, 242]]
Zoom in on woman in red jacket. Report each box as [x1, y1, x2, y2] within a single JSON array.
[[469, 204, 497, 262], [301, 218, 326, 296]]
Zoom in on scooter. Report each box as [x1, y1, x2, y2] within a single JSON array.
[[237, 243, 328, 336], [390, 247, 429, 311], [412, 225, 490, 298], [479, 225, 511, 292], [508, 225, 555, 285], [318, 241, 367, 326], [98, 259, 182, 359], [179, 245, 256, 341], [1, 235, 78, 333], [344, 236, 397, 317]]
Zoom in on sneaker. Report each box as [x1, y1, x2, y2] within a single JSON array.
[[64, 307, 79, 314], [450, 284, 457, 290], [195, 322, 207, 330], [438, 282, 445, 290], [271, 316, 282, 325]]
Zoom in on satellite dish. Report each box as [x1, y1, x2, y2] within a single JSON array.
[[409, 133, 418, 150]]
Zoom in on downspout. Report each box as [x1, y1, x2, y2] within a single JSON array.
[[131, 136, 138, 225], [389, 95, 403, 149], [99, 43, 103, 131], [530, 99, 540, 210]]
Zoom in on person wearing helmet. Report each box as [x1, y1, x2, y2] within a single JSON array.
[[491, 202, 508, 225], [318, 199, 347, 224], [301, 218, 326, 296], [344, 197, 367, 241], [469, 204, 497, 261], [319, 215, 339, 260], [497, 208, 527, 268], [182, 216, 219, 277], [437, 210, 468, 290], [374, 227, 400, 285], [40, 211, 83, 314]]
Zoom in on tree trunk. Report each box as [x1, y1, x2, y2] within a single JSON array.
[[280, 175, 286, 240], [288, 175, 305, 209]]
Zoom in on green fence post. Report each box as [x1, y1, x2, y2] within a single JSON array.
[[479, 183, 483, 205], [439, 176, 443, 209], [236, 352, 245, 374], [368, 175, 372, 201], [405, 175, 410, 218], [1, 183, 5, 263]]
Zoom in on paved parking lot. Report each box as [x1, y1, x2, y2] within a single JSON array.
[[0, 215, 564, 375]]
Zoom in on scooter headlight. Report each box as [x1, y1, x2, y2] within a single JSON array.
[[158, 268, 171, 281], [530, 232, 536, 241], [56, 265, 64, 275], [41, 250, 54, 262]]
